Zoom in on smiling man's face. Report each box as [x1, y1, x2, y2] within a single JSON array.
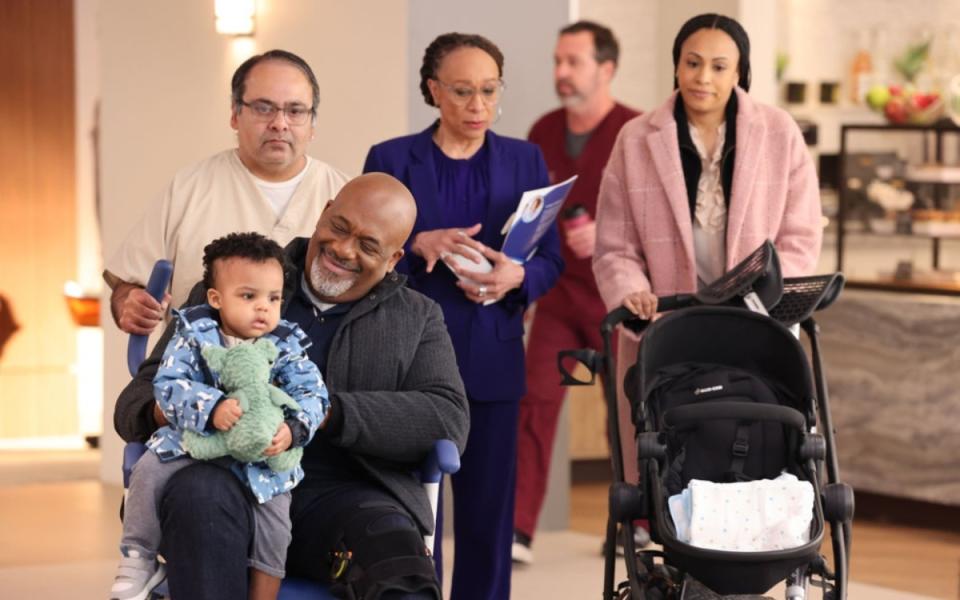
[[304, 174, 416, 304]]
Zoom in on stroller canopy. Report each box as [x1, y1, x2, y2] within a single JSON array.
[[638, 307, 815, 407]]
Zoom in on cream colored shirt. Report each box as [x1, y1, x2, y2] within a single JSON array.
[[104, 149, 350, 310], [689, 123, 727, 288], [251, 156, 312, 217]]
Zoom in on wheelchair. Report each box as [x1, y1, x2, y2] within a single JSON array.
[[120, 260, 460, 599]]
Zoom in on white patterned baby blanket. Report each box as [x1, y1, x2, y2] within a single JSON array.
[[668, 472, 814, 552]]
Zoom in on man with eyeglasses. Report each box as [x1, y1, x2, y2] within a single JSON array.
[[104, 49, 349, 336], [512, 21, 641, 565]]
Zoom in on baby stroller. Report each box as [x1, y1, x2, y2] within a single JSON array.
[[559, 241, 852, 600]]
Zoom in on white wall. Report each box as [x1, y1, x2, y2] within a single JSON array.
[[578, 0, 660, 112], [579, 0, 777, 113], [736, 0, 777, 105], [98, 0, 409, 483], [783, 0, 960, 91]]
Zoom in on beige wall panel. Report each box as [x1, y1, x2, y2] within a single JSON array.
[[0, 374, 76, 438], [0, 0, 78, 439], [568, 382, 610, 460]]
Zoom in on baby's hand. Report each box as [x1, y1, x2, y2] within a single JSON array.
[[212, 398, 243, 431], [264, 423, 292, 456]]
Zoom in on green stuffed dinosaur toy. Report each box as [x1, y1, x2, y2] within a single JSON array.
[[181, 338, 303, 473]]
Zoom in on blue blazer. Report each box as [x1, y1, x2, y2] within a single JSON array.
[[364, 125, 564, 403]]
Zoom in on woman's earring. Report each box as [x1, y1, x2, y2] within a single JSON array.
[[494, 104, 503, 124]]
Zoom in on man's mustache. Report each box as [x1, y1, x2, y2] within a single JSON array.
[[555, 80, 578, 94], [321, 248, 361, 273]]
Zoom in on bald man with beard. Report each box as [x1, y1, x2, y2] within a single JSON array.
[[115, 173, 469, 600]]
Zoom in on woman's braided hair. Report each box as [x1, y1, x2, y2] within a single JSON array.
[[419, 33, 504, 107]]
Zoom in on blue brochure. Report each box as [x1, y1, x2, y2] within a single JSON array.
[[441, 175, 577, 305], [500, 175, 578, 263]]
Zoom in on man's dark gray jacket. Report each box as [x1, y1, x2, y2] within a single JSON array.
[[114, 237, 470, 533]]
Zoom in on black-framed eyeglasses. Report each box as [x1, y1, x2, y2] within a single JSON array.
[[239, 100, 314, 125], [432, 79, 505, 106]]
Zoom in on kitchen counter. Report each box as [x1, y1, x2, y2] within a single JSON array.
[[816, 289, 960, 506]]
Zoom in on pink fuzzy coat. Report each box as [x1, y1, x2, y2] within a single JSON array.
[[593, 88, 823, 484], [593, 88, 823, 312]]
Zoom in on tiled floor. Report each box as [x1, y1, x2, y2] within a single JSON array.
[[0, 450, 956, 599], [570, 481, 960, 599]]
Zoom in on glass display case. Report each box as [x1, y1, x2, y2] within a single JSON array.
[[836, 122, 960, 295]]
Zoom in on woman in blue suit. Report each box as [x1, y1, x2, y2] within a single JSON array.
[[364, 32, 563, 600]]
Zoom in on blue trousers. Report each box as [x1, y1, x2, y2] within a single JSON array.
[[435, 400, 519, 600], [158, 461, 436, 599], [159, 462, 254, 600]]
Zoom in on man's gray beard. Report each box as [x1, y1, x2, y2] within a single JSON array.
[[309, 258, 356, 298], [558, 92, 586, 108]]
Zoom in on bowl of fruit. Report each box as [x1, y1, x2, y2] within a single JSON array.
[[866, 84, 944, 125]]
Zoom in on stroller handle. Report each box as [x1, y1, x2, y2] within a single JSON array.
[[601, 294, 694, 334], [600, 241, 789, 335], [126, 260, 173, 376]]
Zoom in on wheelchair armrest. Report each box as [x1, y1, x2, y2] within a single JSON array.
[[419, 439, 461, 483], [419, 439, 459, 556]]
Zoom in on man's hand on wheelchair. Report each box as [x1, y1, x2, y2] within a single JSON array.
[[113, 281, 170, 335]]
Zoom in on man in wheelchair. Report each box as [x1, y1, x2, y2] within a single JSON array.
[[114, 173, 470, 600]]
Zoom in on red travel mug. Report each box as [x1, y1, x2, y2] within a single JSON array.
[[563, 204, 591, 230]]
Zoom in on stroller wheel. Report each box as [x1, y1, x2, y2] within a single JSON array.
[[679, 576, 774, 599], [624, 559, 680, 600], [618, 579, 666, 600]]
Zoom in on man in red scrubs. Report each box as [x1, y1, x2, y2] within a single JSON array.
[[513, 21, 641, 565]]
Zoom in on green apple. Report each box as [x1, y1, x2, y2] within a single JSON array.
[[866, 84, 891, 110]]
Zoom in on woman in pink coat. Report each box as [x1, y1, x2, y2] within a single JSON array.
[[593, 13, 823, 485]]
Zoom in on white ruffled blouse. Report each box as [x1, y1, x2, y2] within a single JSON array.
[[689, 122, 728, 287]]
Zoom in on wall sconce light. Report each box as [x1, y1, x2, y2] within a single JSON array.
[[64, 281, 100, 327], [215, 0, 256, 36]]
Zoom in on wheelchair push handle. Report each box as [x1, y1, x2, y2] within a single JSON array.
[[126, 259, 173, 376]]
